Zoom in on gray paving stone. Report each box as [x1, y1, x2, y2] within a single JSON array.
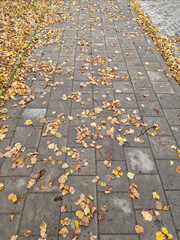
[[130, 175, 167, 209], [0, 138, 10, 153], [178, 232, 180, 240], [3, 99, 23, 118], [119, 125, 150, 148], [171, 126, 180, 146], [28, 161, 64, 192], [3, 117, 19, 139], [156, 160, 180, 190], [47, 100, 71, 116], [18, 108, 46, 126], [0, 148, 36, 177], [138, 101, 164, 117], [62, 176, 97, 211], [114, 93, 138, 109], [147, 71, 168, 82], [66, 148, 96, 175], [38, 136, 67, 161], [94, 87, 114, 101], [95, 136, 125, 161], [149, 136, 179, 159], [59, 213, 98, 240], [26, 92, 50, 109], [73, 81, 93, 94], [19, 193, 61, 235], [18, 237, 57, 240], [135, 210, 178, 240], [157, 94, 180, 109], [100, 236, 138, 240], [0, 214, 21, 239], [152, 82, 175, 94], [112, 81, 134, 93], [11, 126, 41, 148], [164, 109, 180, 126], [98, 192, 136, 234], [97, 161, 129, 192], [142, 117, 172, 136], [71, 93, 94, 109], [131, 76, 152, 88], [50, 87, 73, 100], [134, 87, 157, 101], [68, 125, 94, 148], [0, 177, 28, 213], [125, 148, 157, 174], [31, 81, 52, 93]]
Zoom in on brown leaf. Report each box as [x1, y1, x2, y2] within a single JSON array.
[[14, 194, 24, 205], [156, 201, 163, 210], [79, 216, 90, 226], [61, 206, 67, 213], [54, 196, 62, 201], [176, 166, 180, 174], [163, 204, 171, 211], [24, 229, 31, 237], [98, 214, 104, 220], [153, 109, 159, 115], [100, 204, 107, 211]]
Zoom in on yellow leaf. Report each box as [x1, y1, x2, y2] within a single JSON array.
[[0, 183, 4, 191], [155, 231, 166, 240], [84, 207, 90, 215], [39, 185, 44, 190], [24, 119, 33, 125], [40, 221, 47, 229], [48, 143, 55, 149], [0, 108, 8, 114], [8, 193, 17, 202], [61, 146, 67, 153], [153, 191, 160, 200], [76, 210, 84, 220], [7, 51, 13, 57], [55, 132, 62, 138]]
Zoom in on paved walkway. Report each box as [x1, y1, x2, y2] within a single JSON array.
[[139, 0, 180, 37], [0, 0, 180, 239]]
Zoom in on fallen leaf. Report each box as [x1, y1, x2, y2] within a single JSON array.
[[176, 166, 180, 174], [141, 210, 152, 221], [154, 109, 159, 115], [0, 182, 4, 191], [61, 206, 67, 213], [127, 172, 135, 179], [153, 191, 160, 200], [24, 119, 33, 125], [156, 201, 163, 210], [10, 235, 18, 240], [135, 225, 144, 234], [76, 210, 84, 220]]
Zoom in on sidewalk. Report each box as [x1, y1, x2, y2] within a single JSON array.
[[0, 0, 180, 239]]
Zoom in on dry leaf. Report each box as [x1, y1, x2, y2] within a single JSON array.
[[135, 225, 144, 234], [141, 210, 152, 221]]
